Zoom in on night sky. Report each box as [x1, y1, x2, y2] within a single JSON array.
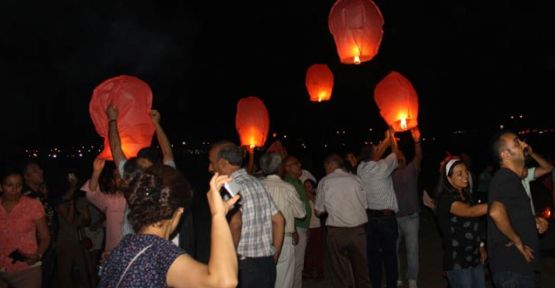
[[2, 0, 554, 156]]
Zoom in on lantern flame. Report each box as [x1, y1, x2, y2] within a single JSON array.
[[400, 117, 407, 130], [318, 91, 327, 102]]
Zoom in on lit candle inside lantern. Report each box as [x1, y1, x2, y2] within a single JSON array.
[[352, 46, 361, 64], [400, 117, 407, 130], [318, 91, 327, 102]]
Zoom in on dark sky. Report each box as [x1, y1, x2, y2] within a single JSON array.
[[2, 0, 554, 153]]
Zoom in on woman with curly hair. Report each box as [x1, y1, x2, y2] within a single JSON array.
[[436, 157, 488, 288], [98, 165, 239, 288]]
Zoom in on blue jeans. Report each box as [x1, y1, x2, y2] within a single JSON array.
[[397, 213, 419, 282], [446, 264, 486, 288], [492, 271, 536, 288]]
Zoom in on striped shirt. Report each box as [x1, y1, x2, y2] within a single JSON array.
[[315, 169, 368, 227], [232, 169, 279, 257], [262, 175, 305, 234], [357, 153, 399, 212]]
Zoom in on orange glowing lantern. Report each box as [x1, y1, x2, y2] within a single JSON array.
[[328, 0, 384, 65], [89, 75, 155, 160], [374, 71, 419, 132], [306, 64, 334, 102], [235, 97, 270, 149]]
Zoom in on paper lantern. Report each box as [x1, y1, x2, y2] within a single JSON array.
[[89, 75, 155, 160], [374, 71, 419, 132], [306, 64, 334, 102], [235, 97, 270, 149], [328, 0, 384, 64]]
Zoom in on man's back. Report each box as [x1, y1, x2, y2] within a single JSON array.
[[316, 169, 367, 227], [232, 169, 278, 258]]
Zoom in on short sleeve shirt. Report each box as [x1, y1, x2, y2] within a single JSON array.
[[487, 168, 539, 273], [232, 169, 279, 257], [0, 196, 45, 273], [99, 234, 183, 288], [437, 192, 482, 271]]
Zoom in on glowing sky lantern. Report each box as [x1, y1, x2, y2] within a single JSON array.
[[328, 0, 384, 65], [374, 71, 419, 132], [235, 97, 270, 149], [89, 75, 155, 160], [306, 64, 334, 102]]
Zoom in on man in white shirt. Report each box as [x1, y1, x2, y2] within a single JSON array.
[[357, 129, 401, 288], [260, 153, 306, 288], [315, 154, 371, 288]]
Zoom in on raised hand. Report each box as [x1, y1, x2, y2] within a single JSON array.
[[150, 109, 161, 124], [106, 104, 118, 120], [207, 173, 240, 216]]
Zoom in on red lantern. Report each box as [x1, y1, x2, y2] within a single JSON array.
[[328, 0, 384, 65], [374, 71, 419, 132], [306, 64, 334, 102], [89, 75, 155, 160], [235, 97, 270, 149]]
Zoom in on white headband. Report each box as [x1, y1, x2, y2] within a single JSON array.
[[445, 159, 461, 177]]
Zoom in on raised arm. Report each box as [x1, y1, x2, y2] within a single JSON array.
[[89, 158, 105, 192], [106, 104, 127, 169], [150, 110, 175, 164], [411, 127, 423, 171], [167, 173, 239, 288], [372, 129, 393, 161], [489, 201, 534, 262], [523, 142, 553, 178]]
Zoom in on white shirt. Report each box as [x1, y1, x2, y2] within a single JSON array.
[[521, 167, 536, 215], [358, 153, 399, 212], [262, 175, 306, 233], [315, 169, 368, 227]]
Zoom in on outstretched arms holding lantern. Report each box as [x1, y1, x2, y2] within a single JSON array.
[[150, 110, 175, 165], [106, 104, 127, 173], [411, 127, 423, 171]]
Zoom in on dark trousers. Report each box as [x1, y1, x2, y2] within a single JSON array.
[[239, 256, 276, 288], [366, 213, 399, 288], [305, 227, 325, 277], [41, 247, 56, 288], [326, 226, 371, 288]]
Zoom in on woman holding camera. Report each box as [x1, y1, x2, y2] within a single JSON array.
[[99, 165, 239, 288]]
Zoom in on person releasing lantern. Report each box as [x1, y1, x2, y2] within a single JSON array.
[[306, 64, 334, 102], [89, 75, 155, 160], [328, 0, 384, 65], [374, 71, 419, 132]]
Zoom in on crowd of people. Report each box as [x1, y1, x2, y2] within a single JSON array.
[[1, 106, 554, 288]]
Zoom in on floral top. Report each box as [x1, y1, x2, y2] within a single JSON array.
[[0, 196, 45, 273], [99, 234, 183, 288]]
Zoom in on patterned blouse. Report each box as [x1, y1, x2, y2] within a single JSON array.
[[99, 234, 183, 288]]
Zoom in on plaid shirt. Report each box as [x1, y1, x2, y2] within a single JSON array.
[[232, 169, 279, 257]]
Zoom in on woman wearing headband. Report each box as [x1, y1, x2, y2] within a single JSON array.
[[436, 157, 488, 288]]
